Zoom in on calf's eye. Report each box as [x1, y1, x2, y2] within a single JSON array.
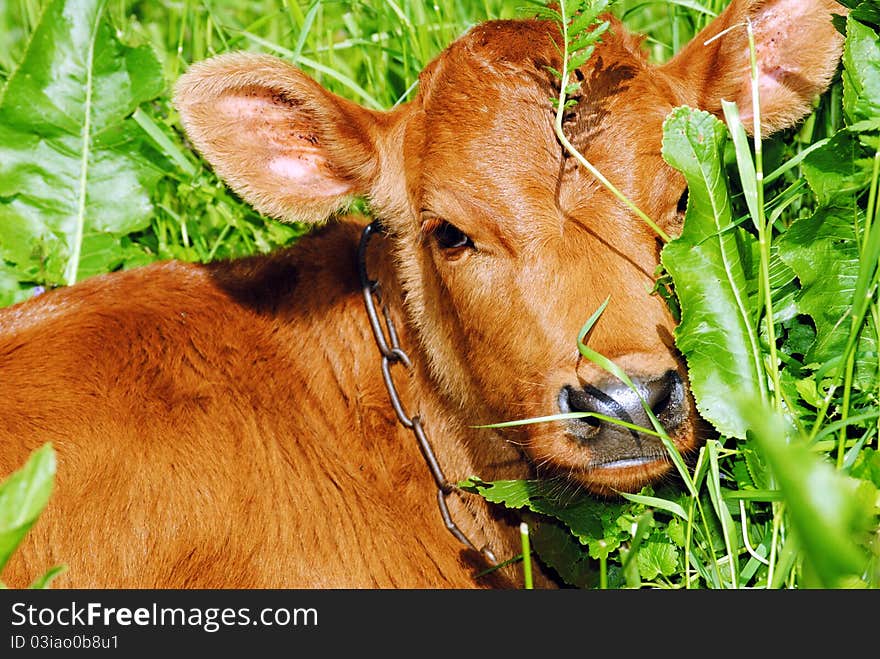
[[434, 221, 475, 251]]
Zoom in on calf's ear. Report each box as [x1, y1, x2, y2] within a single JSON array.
[[663, 0, 847, 134], [174, 53, 382, 223]]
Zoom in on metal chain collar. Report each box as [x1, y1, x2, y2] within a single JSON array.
[[356, 220, 498, 567]]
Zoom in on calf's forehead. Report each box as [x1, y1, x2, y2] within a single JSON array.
[[405, 20, 675, 231], [414, 94, 563, 232], [410, 25, 560, 205]]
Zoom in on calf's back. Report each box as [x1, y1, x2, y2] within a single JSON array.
[[0, 220, 514, 588]]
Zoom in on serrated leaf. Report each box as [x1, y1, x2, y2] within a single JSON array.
[[732, 456, 756, 490], [744, 442, 772, 490], [588, 534, 621, 561], [801, 131, 873, 206], [660, 106, 765, 439], [0, 0, 165, 288], [570, 34, 600, 54], [0, 444, 56, 573], [559, 0, 577, 22], [777, 205, 878, 387], [459, 477, 534, 508], [460, 477, 622, 544], [666, 517, 687, 547], [528, 5, 563, 23], [570, 8, 607, 36], [568, 48, 595, 72], [637, 541, 679, 581]]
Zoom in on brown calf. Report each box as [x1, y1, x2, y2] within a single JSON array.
[[0, 0, 844, 588]]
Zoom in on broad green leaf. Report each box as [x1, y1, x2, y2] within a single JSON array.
[[666, 517, 687, 547], [741, 399, 875, 588], [459, 477, 618, 544], [637, 541, 679, 581], [777, 205, 878, 387], [768, 245, 799, 323], [547, 498, 616, 545], [459, 477, 535, 508], [843, 14, 880, 130], [850, 2, 880, 30], [530, 520, 596, 588], [799, 131, 873, 207], [661, 106, 764, 438], [0, 444, 56, 573], [588, 534, 621, 561], [0, 0, 164, 287], [0, 263, 30, 308]]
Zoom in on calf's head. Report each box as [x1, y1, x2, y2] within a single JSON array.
[[175, 0, 845, 495]]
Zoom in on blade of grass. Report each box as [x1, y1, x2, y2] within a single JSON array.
[[474, 411, 663, 437], [291, 1, 320, 61], [132, 108, 197, 177], [520, 522, 533, 589], [706, 439, 738, 587], [238, 31, 385, 109]]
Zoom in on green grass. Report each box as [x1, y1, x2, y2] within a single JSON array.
[[1, 0, 878, 589]]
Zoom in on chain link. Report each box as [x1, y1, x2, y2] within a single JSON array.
[[357, 221, 497, 566]]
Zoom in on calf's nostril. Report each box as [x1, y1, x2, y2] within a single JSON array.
[[558, 370, 686, 437], [564, 384, 627, 420], [646, 370, 677, 417], [558, 386, 602, 436], [649, 370, 685, 427]]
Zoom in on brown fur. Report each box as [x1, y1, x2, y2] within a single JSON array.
[[1, 1, 845, 588]]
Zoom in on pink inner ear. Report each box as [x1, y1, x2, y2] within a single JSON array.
[[216, 87, 354, 198], [268, 154, 353, 197]]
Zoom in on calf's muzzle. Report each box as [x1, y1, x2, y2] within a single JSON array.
[[558, 370, 686, 469]]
